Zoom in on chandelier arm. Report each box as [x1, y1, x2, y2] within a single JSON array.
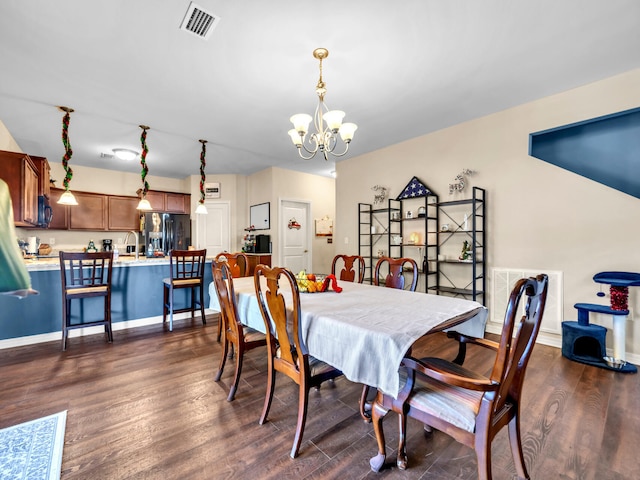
[[327, 141, 351, 158], [296, 147, 319, 160]]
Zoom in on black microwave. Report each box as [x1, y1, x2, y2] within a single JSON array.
[[37, 195, 52, 228]]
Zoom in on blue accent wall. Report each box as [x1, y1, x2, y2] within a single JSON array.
[[530, 107, 640, 199], [0, 262, 212, 340]]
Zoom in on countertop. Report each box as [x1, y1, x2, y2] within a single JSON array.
[[23, 254, 195, 271]]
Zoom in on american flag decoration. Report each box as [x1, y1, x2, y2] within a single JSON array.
[[395, 176, 433, 200]]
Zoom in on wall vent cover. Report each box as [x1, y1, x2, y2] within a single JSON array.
[[180, 2, 220, 40]]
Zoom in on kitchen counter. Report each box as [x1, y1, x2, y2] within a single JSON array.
[[23, 254, 175, 271], [2, 256, 213, 342]]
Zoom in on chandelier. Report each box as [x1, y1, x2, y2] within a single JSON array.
[[288, 48, 357, 161]]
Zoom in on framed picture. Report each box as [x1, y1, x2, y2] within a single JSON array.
[[250, 202, 270, 230], [315, 216, 333, 236]]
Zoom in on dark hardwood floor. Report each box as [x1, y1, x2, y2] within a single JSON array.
[[1, 315, 639, 479]]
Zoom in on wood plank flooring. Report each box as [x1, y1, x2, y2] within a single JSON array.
[[1, 315, 639, 479]]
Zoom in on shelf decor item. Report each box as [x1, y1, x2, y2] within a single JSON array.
[[57, 106, 78, 206], [395, 176, 432, 200]]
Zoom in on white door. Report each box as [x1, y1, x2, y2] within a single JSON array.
[[280, 200, 311, 274], [195, 201, 230, 255]]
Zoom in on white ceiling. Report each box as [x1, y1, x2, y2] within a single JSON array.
[[1, 1, 639, 180]]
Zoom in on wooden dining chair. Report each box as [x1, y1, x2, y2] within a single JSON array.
[[254, 265, 343, 458], [374, 256, 419, 291], [162, 249, 207, 332], [331, 254, 365, 283], [212, 262, 266, 401], [214, 252, 250, 340], [369, 274, 549, 478], [59, 251, 114, 351]]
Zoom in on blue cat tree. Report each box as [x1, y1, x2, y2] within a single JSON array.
[[562, 271, 639, 373]]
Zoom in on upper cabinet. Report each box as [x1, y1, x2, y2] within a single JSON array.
[[139, 189, 190, 214], [69, 191, 108, 230], [108, 196, 139, 231], [30, 155, 51, 199], [0, 150, 39, 227]]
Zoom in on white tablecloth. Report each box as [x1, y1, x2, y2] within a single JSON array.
[[209, 278, 488, 396]]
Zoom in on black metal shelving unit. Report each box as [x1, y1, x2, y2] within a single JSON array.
[[430, 186, 486, 304]]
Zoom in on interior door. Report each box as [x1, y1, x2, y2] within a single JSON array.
[[196, 201, 230, 255], [280, 200, 311, 274]]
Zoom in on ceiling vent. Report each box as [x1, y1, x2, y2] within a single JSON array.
[[180, 2, 220, 40]]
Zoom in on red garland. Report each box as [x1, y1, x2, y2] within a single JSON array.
[[61, 111, 73, 190], [199, 140, 207, 204], [139, 126, 149, 196], [610, 285, 629, 311]]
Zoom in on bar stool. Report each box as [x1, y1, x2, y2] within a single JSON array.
[[59, 251, 114, 351], [163, 249, 207, 331]]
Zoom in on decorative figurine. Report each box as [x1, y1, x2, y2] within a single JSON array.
[[459, 240, 471, 261]]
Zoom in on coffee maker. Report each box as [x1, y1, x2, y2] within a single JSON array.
[[102, 239, 113, 252]]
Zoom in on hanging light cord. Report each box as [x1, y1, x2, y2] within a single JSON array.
[[139, 125, 150, 197], [60, 107, 74, 191], [199, 139, 207, 204]]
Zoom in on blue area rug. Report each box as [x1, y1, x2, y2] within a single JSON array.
[[0, 411, 66, 480]]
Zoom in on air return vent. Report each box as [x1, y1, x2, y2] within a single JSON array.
[[180, 2, 220, 40]]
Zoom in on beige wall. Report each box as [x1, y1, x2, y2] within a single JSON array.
[[336, 68, 640, 360]]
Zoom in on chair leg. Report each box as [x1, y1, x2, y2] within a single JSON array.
[[169, 285, 174, 331], [290, 379, 310, 458], [508, 414, 529, 480], [369, 397, 388, 472], [475, 432, 493, 480], [61, 298, 69, 351], [227, 343, 244, 402], [216, 315, 222, 342], [360, 385, 373, 422], [162, 284, 168, 325], [215, 336, 229, 382], [259, 360, 276, 426], [397, 411, 408, 470], [199, 283, 206, 325], [105, 295, 113, 343]]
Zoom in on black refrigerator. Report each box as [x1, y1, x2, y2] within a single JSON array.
[[142, 212, 191, 256]]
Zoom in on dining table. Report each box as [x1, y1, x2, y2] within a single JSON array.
[[209, 277, 488, 397]]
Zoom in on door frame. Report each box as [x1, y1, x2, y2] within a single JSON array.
[[278, 197, 312, 273]]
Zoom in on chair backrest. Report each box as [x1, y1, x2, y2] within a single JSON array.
[[490, 274, 548, 414], [59, 251, 113, 292], [331, 254, 365, 283], [212, 262, 242, 339], [254, 265, 307, 374], [374, 257, 418, 291], [169, 249, 206, 281], [214, 252, 249, 278]]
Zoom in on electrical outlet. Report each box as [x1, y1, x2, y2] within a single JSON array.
[[49, 237, 56, 245]]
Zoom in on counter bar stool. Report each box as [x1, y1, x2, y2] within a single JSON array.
[[163, 249, 207, 331], [59, 251, 114, 351]]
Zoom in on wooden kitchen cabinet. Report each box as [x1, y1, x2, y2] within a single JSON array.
[[139, 189, 191, 214], [69, 191, 108, 230], [49, 188, 69, 229], [30, 155, 51, 198], [108, 196, 139, 231], [0, 150, 39, 226], [245, 254, 272, 276]]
